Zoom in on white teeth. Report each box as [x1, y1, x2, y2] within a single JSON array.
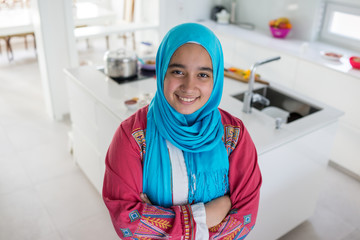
[[179, 96, 196, 102]]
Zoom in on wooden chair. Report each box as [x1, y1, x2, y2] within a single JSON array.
[[0, 32, 36, 61]]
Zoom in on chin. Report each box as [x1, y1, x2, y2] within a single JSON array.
[[175, 107, 197, 115]]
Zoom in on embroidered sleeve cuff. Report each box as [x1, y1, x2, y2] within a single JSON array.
[[180, 205, 196, 239], [191, 202, 209, 240]]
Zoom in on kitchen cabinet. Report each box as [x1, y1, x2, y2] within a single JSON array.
[[65, 65, 342, 239], [294, 60, 360, 176], [246, 122, 337, 240], [67, 77, 122, 193], [65, 67, 157, 193]]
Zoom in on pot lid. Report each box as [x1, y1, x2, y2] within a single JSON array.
[[104, 49, 137, 62]]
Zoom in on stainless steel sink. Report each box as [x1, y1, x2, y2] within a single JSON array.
[[232, 86, 322, 123]]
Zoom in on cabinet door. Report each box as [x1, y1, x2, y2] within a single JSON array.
[[247, 123, 337, 240], [67, 80, 98, 148], [95, 102, 122, 184], [72, 126, 102, 193]]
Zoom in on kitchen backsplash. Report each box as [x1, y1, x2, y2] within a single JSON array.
[[220, 0, 322, 41]]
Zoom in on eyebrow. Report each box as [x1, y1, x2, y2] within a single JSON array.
[[199, 67, 213, 72], [168, 63, 213, 72], [168, 63, 185, 69]]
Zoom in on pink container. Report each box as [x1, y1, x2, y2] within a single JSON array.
[[270, 27, 291, 38], [350, 56, 360, 69]]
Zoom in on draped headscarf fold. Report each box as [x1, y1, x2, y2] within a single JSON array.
[[143, 23, 229, 207]]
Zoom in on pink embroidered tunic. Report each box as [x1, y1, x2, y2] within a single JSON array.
[[103, 106, 262, 239]]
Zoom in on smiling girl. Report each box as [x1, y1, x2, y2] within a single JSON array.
[[103, 23, 262, 239]]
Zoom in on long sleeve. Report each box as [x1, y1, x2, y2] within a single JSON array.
[[102, 114, 198, 239], [208, 111, 262, 239], [103, 108, 262, 239]]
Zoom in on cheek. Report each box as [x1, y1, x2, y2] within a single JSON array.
[[163, 77, 176, 100], [203, 82, 214, 100]]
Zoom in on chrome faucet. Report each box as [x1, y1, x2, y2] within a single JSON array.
[[242, 56, 281, 113]]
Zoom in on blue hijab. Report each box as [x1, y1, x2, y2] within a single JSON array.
[[143, 23, 229, 207]]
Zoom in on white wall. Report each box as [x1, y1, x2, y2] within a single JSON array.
[[224, 0, 323, 41], [158, 0, 214, 38]]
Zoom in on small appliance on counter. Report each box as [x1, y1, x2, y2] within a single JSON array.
[[211, 5, 226, 21], [216, 9, 230, 24]]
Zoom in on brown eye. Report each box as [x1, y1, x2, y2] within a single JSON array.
[[172, 70, 183, 75], [199, 73, 209, 78]]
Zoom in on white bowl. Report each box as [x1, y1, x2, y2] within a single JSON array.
[[124, 99, 138, 111]]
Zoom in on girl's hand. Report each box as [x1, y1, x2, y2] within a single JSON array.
[[140, 192, 152, 204], [205, 195, 232, 228]]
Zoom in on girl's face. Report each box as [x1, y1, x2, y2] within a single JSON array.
[[164, 43, 214, 115]]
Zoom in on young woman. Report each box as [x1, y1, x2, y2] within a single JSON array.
[[103, 23, 262, 239]]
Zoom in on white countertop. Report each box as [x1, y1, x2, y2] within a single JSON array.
[[201, 21, 360, 79], [64, 66, 343, 155]]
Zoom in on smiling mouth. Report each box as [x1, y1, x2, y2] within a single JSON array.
[[178, 95, 198, 103]]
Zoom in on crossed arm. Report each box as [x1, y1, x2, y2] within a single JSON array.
[[103, 119, 261, 239], [140, 192, 232, 228]]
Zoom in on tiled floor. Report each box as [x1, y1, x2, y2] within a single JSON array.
[[1, 41, 359, 240]]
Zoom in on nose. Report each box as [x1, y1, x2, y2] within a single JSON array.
[[180, 74, 196, 92]]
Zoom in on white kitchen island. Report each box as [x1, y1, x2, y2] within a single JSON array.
[[64, 65, 342, 240]]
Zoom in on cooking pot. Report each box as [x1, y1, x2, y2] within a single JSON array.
[[104, 49, 138, 78]]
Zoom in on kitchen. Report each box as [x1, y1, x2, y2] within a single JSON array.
[[0, 1, 359, 239]]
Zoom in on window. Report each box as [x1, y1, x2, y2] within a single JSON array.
[[320, 3, 360, 51]]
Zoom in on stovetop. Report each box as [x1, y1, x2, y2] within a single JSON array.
[[97, 67, 156, 85]]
